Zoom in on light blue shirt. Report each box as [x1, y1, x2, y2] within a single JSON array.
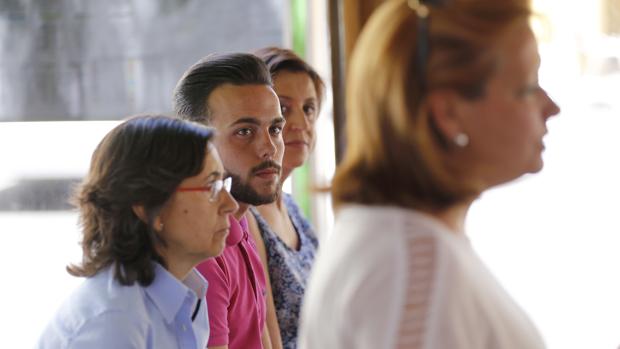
[[36, 263, 209, 349]]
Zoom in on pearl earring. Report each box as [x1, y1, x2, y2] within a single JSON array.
[[454, 133, 469, 147]]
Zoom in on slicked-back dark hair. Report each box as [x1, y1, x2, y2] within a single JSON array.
[[173, 53, 272, 124], [68, 114, 215, 286]]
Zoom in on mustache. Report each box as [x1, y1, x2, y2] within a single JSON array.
[[251, 160, 282, 175]]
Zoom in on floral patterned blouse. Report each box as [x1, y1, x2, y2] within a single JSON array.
[[250, 193, 319, 349]]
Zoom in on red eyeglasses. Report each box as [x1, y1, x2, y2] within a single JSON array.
[[177, 177, 232, 202]]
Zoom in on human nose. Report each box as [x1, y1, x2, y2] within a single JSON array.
[[288, 108, 311, 131], [218, 189, 238, 216], [257, 129, 278, 159], [542, 89, 560, 119]]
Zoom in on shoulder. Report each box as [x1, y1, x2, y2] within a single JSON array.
[[196, 256, 231, 286], [40, 311, 150, 348], [246, 209, 265, 244], [336, 204, 413, 226], [282, 193, 304, 222], [283, 193, 307, 222], [327, 204, 421, 252], [335, 204, 462, 261], [300, 204, 410, 348], [38, 268, 150, 348], [315, 205, 412, 289], [68, 267, 150, 320], [283, 193, 318, 242]]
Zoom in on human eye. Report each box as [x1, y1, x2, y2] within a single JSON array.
[[212, 179, 224, 192], [517, 81, 542, 98], [303, 103, 317, 118], [269, 124, 283, 136], [280, 103, 289, 116], [234, 127, 254, 138], [204, 179, 223, 201]]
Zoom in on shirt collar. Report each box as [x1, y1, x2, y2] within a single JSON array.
[[145, 262, 209, 324], [226, 215, 248, 246]]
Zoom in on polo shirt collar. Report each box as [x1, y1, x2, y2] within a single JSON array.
[[226, 215, 248, 246], [145, 262, 208, 324]]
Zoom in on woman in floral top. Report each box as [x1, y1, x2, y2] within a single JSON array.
[[246, 47, 324, 349]]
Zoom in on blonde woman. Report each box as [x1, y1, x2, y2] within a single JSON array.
[[299, 0, 560, 348]]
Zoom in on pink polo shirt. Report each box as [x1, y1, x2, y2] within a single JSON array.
[[196, 215, 267, 349]]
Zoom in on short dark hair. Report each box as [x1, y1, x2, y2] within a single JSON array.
[[253, 47, 325, 109], [68, 114, 215, 286], [173, 53, 272, 124]]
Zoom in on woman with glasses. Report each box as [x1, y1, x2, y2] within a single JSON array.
[[37, 115, 237, 349], [299, 0, 560, 348], [246, 47, 324, 349]]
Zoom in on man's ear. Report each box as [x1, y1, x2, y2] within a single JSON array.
[[132, 205, 163, 232], [425, 89, 467, 143]]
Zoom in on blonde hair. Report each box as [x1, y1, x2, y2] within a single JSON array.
[[332, 0, 532, 210]]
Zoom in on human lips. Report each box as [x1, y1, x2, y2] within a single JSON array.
[[251, 161, 281, 179], [215, 225, 230, 237], [540, 130, 549, 149], [285, 139, 309, 148], [254, 168, 279, 179]]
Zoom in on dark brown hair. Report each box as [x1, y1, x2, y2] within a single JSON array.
[[254, 46, 325, 109], [68, 114, 215, 286], [173, 53, 272, 124], [332, 0, 532, 211]]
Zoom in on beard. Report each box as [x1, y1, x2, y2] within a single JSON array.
[[228, 161, 281, 205]]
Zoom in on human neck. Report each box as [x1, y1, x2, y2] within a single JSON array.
[[162, 257, 194, 281], [425, 200, 473, 234], [281, 166, 293, 182]]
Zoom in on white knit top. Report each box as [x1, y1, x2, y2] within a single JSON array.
[[298, 204, 545, 349]]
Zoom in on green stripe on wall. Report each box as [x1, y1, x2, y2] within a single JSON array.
[[290, 0, 311, 220]]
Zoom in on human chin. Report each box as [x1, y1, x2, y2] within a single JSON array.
[[229, 173, 278, 205], [528, 154, 545, 174], [212, 237, 227, 256], [528, 141, 546, 172], [284, 149, 307, 169], [211, 228, 229, 255], [249, 176, 280, 201]]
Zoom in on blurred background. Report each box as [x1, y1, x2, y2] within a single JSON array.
[[0, 0, 618, 348]]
